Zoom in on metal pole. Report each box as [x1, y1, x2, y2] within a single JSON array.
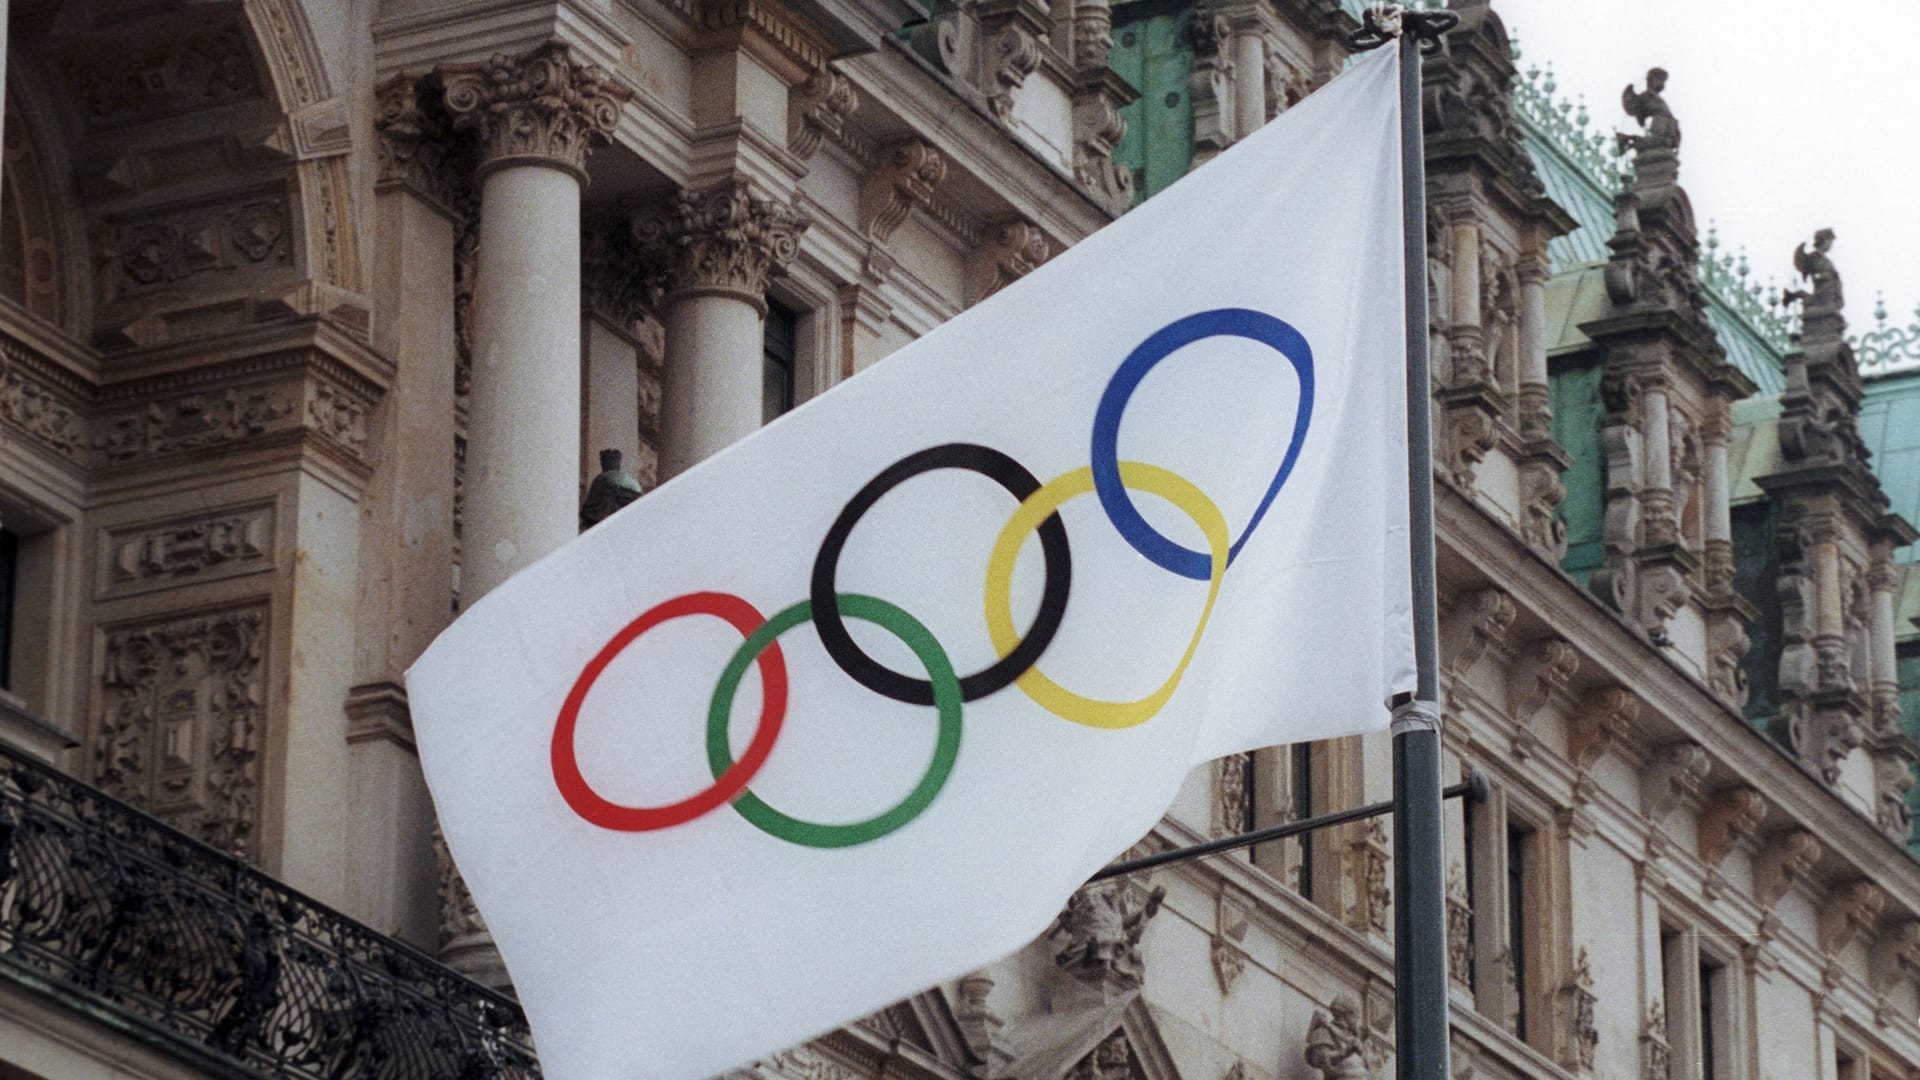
[[1385, 8, 1455, 1080]]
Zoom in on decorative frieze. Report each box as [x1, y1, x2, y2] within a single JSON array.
[[441, 43, 632, 182], [94, 606, 268, 857], [93, 387, 297, 465], [375, 73, 470, 214], [98, 504, 274, 599], [1343, 817, 1391, 936], [634, 177, 810, 309], [0, 341, 87, 464], [108, 194, 293, 297]]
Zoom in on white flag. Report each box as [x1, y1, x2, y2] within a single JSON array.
[[408, 47, 1410, 1080]]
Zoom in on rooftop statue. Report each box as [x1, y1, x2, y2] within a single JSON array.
[[1619, 67, 1680, 153], [1786, 229, 1844, 317]]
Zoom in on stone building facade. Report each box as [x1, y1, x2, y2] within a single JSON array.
[[4, 0, 1920, 1078]]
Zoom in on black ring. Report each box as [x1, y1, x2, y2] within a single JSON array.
[[810, 443, 1072, 705]]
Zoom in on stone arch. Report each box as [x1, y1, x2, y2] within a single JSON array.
[[0, 83, 82, 332], [0, 0, 359, 352]]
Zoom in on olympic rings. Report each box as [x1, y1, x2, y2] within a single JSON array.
[[552, 592, 788, 832], [811, 444, 1071, 706], [707, 594, 963, 848], [552, 308, 1318, 847], [983, 463, 1227, 730], [1091, 308, 1313, 580]]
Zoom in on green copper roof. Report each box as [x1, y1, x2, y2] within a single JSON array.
[[1862, 373, 1920, 571]]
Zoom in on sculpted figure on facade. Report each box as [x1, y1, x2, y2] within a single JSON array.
[[1618, 68, 1679, 154], [1052, 881, 1166, 988], [1304, 995, 1375, 1079]]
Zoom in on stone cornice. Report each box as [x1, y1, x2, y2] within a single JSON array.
[[440, 42, 633, 182]]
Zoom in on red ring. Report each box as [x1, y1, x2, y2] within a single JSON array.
[[552, 592, 788, 830]]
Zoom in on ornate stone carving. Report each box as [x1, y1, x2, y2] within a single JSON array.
[[0, 345, 87, 463], [109, 196, 294, 296], [1072, 76, 1134, 215], [101, 506, 273, 597], [986, 24, 1042, 120], [1574, 684, 1635, 768], [1874, 752, 1914, 841], [1263, 49, 1308, 122], [1051, 880, 1166, 990], [1520, 463, 1569, 560], [95, 607, 268, 856], [1304, 995, 1379, 1079], [1185, 4, 1235, 167], [1344, 817, 1390, 935], [1697, 787, 1765, 868], [1069, 1029, 1137, 1080], [1618, 69, 1680, 155], [970, 219, 1050, 303], [62, 23, 264, 130], [1508, 638, 1580, 728], [441, 43, 632, 181], [634, 178, 810, 308], [789, 67, 858, 160], [375, 73, 470, 211], [1818, 881, 1885, 955], [1441, 585, 1514, 683], [864, 139, 947, 242], [93, 389, 297, 465], [307, 375, 372, 457], [1640, 999, 1671, 1080], [1555, 948, 1598, 1072], [1641, 741, 1709, 821], [1754, 829, 1821, 907], [1212, 752, 1250, 838], [1072, 0, 1114, 71], [1707, 616, 1751, 708], [955, 972, 1010, 1070], [1446, 860, 1473, 990], [1869, 921, 1920, 995], [1210, 891, 1250, 993]]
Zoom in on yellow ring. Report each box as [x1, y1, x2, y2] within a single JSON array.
[[983, 462, 1228, 729]]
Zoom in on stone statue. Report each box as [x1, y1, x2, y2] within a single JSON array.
[[1303, 995, 1374, 1079], [1618, 67, 1680, 153], [580, 448, 644, 530], [1785, 229, 1844, 316], [1052, 881, 1167, 987]]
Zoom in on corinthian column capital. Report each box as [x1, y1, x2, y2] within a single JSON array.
[[633, 178, 810, 310], [440, 43, 632, 182]]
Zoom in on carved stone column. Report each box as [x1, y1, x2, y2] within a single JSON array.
[[636, 178, 808, 478], [1231, 28, 1265, 139], [442, 43, 629, 604], [437, 43, 628, 987], [1513, 252, 1568, 560]]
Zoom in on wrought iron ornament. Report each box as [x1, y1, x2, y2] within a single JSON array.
[[0, 741, 540, 1078]]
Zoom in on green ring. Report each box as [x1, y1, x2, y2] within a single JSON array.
[[706, 594, 964, 848]]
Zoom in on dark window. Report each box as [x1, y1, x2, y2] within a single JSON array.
[[764, 299, 798, 422], [1507, 824, 1532, 1041], [0, 527, 15, 692], [1291, 743, 1314, 901]]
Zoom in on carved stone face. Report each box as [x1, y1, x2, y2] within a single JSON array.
[[1646, 68, 1668, 93], [1814, 228, 1835, 252]]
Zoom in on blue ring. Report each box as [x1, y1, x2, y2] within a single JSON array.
[[1090, 309, 1315, 580]]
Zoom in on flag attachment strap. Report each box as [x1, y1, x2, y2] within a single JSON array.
[[1389, 697, 1442, 736]]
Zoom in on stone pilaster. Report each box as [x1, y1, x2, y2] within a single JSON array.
[[636, 177, 809, 478]]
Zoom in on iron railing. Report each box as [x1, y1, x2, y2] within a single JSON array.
[[0, 738, 541, 1078]]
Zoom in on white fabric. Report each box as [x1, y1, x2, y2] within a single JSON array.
[[408, 47, 1410, 1080]]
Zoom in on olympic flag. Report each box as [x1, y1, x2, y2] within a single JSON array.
[[408, 47, 1411, 1080]]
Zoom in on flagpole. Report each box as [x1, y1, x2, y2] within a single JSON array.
[[1350, 5, 1459, 1079], [1392, 12, 1451, 1079]]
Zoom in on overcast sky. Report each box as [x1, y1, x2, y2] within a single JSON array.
[[1489, 0, 1919, 333]]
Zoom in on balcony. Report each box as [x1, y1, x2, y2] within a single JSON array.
[[0, 738, 541, 1078]]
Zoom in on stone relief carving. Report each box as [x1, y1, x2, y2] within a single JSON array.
[[1072, 85, 1134, 215], [441, 43, 632, 180], [1818, 881, 1885, 955], [109, 196, 293, 295], [95, 607, 268, 857], [1618, 68, 1680, 154], [865, 139, 947, 243], [1697, 786, 1765, 868], [634, 178, 810, 306], [62, 23, 263, 130], [1185, 4, 1235, 167], [1639, 999, 1670, 1080], [789, 67, 859, 161], [375, 73, 470, 211], [1344, 817, 1390, 935], [307, 375, 372, 456], [101, 506, 273, 596], [986, 24, 1042, 120], [1555, 948, 1598, 1071], [1303, 995, 1378, 1079], [1211, 891, 1249, 994], [0, 346, 87, 463], [1212, 752, 1250, 838], [1446, 860, 1472, 989], [1051, 880, 1166, 989], [954, 972, 1009, 1069], [1641, 741, 1709, 821], [93, 389, 297, 465], [1753, 829, 1822, 908], [970, 219, 1050, 303], [1069, 1029, 1137, 1080]]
